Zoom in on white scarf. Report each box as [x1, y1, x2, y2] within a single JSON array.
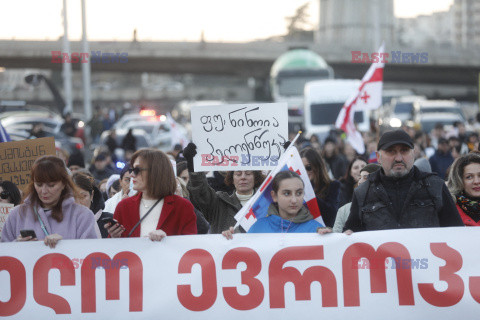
[[236, 191, 254, 207]]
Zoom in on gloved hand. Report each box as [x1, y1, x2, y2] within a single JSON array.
[[183, 143, 197, 172], [283, 141, 291, 151]]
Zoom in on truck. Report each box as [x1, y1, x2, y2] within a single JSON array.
[[303, 79, 370, 142], [270, 49, 334, 132]]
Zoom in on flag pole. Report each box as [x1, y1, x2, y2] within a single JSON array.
[[289, 131, 302, 148], [233, 130, 302, 229]]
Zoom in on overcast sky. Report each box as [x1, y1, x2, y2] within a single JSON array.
[[0, 0, 454, 42]]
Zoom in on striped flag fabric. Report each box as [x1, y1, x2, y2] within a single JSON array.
[[234, 145, 324, 231], [335, 43, 385, 154], [0, 123, 11, 143]]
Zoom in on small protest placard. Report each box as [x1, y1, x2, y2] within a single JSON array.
[[0, 137, 56, 189], [191, 102, 288, 171], [0, 203, 14, 240]]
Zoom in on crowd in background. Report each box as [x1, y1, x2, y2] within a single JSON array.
[[3, 111, 480, 247]]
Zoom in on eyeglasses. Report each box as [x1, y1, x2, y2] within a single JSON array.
[[128, 167, 148, 176], [0, 191, 9, 200], [305, 165, 313, 172]]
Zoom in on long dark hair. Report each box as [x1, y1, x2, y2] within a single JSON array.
[[271, 171, 304, 193], [72, 171, 105, 213], [0, 180, 21, 206], [341, 156, 367, 184], [300, 147, 331, 198]]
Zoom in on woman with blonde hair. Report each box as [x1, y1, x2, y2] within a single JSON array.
[[447, 152, 480, 226]]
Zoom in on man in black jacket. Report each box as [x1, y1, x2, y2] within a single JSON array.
[[344, 130, 463, 232]]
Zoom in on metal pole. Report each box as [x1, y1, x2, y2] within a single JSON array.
[[373, 0, 380, 51], [62, 0, 73, 115], [81, 0, 92, 121]]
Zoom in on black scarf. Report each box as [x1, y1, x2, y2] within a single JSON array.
[[456, 192, 480, 223]]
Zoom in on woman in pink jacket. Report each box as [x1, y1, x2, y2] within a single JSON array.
[[1, 156, 97, 246]]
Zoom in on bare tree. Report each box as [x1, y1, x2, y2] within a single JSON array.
[[285, 3, 312, 36]]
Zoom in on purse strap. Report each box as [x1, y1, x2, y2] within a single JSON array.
[[33, 206, 50, 236], [128, 199, 161, 237]]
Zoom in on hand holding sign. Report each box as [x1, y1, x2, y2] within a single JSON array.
[[191, 102, 288, 171]]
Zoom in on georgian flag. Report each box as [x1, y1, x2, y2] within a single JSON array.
[[335, 43, 385, 154], [234, 145, 324, 232]]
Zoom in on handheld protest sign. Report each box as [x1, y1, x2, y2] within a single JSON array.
[[0, 203, 14, 240], [0, 137, 56, 189], [191, 102, 288, 171]]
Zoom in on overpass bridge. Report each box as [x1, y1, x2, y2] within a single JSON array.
[[1, 39, 479, 86]]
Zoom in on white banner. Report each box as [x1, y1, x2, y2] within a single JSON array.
[[0, 227, 479, 319], [191, 102, 288, 171]]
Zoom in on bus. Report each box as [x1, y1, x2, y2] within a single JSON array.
[[270, 49, 334, 131]]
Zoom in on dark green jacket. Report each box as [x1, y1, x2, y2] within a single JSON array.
[[187, 172, 244, 234]]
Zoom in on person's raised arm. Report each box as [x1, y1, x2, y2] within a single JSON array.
[[184, 143, 222, 220]]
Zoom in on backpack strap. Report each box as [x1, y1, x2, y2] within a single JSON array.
[[354, 179, 372, 227]]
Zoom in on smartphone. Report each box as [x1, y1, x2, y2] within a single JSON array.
[[101, 218, 118, 226], [20, 229, 37, 239]]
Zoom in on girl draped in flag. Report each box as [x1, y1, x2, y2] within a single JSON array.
[[223, 171, 332, 237]]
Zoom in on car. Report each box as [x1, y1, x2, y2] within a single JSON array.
[[414, 112, 464, 133], [121, 120, 172, 149], [383, 95, 426, 128], [7, 128, 85, 156], [112, 113, 158, 129], [99, 128, 152, 151], [414, 100, 465, 120], [1, 115, 84, 155], [1, 115, 62, 132]]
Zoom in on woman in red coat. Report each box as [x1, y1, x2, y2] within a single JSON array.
[[447, 152, 480, 227], [106, 149, 197, 240]]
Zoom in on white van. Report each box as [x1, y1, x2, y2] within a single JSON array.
[[304, 79, 370, 141]]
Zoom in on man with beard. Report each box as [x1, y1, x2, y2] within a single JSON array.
[[344, 130, 463, 232]]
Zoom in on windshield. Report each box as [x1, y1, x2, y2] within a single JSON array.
[[277, 75, 327, 97], [421, 107, 463, 118], [133, 125, 155, 135], [394, 103, 414, 114], [310, 103, 363, 125], [420, 119, 456, 133]]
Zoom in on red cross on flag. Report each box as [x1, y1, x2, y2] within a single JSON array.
[[335, 43, 385, 154]]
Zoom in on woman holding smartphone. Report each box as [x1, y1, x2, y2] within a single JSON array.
[[106, 149, 197, 240], [1, 156, 97, 247]]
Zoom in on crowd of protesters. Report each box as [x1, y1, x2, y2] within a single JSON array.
[[4, 113, 480, 247]]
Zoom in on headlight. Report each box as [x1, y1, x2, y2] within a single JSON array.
[[389, 118, 402, 127]]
